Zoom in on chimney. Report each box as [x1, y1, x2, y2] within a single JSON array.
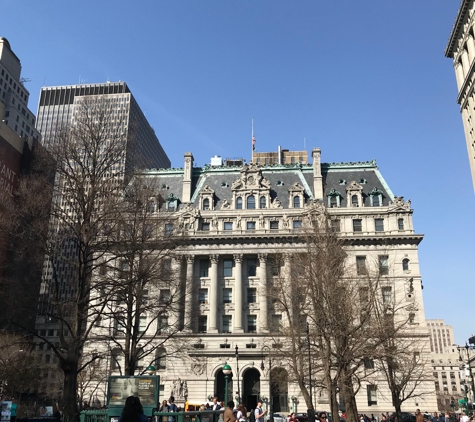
[[312, 148, 323, 199], [182, 152, 194, 203]]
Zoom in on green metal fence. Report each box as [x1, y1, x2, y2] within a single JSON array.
[[80, 410, 223, 422], [80, 410, 108, 422]]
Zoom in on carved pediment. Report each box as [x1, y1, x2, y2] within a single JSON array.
[[304, 199, 325, 214], [232, 163, 271, 191], [199, 185, 215, 195], [346, 181, 363, 192], [388, 196, 411, 211], [288, 182, 305, 193]]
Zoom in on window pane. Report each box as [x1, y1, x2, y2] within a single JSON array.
[[223, 288, 232, 303], [375, 219, 384, 232], [199, 289, 208, 304], [293, 220, 302, 229], [224, 222, 233, 231], [200, 259, 209, 277], [379, 256, 389, 275], [351, 195, 359, 207], [372, 195, 380, 206], [382, 286, 392, 303], [260, 196, 266, 208], [247, 259, 257, 276], [270, 221, 279, 230], [247, 288, 257, 303], [236, 197, 243, 209], [247, 195, 255, 209], [248, 315, 257, 333], [222, 315, 232, 333], [293, 196, 300, 208], [247, 221, 256, 230], [356, 256, 366, 275], [353, 219, 362, 232], [398, 218, 404, 230], [223, 260, 233, 277], [201, 222, 210, 231], [203, 198, 210, 210], [331, 219, 340, 232], [402, 259, 409, 271], [198, 316, 207, 333]]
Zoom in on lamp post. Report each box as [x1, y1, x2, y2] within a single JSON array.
[[458, 343, 475, 403], [235, 345, 241, 404], [306, 322, 313, 408], [146, 365, 156, 376], [223, 363, 232, 404], [261, 347, 273, 422]]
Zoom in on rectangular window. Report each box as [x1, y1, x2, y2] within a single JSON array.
[[374, 218, 384, 232], [364, 359, 375, 369], [293, 220, 302, 229], [379, 255, 389, 275], [201, 222, 210, 231], [247, 315, 257, 333], [139, 316, 147, 333], [398, 218, 404, 230], [367, 385, 377, 405], [331, 219, 340, 232], [270, 221, 279, 230], [222, 315, 232, 333], [224, 222, 233, 231], [271, 314, 282, 332], [199, 288, 208, 304], [198, 316, 207, 333], [353, 219, 362, 232], [247, 221, 256, 230], [157, 316, 169, 335], [382, 286, 392, 304], [356, 256, 367, 275], [223, 288, 232, 304], [114, 317, 125, 336], [159, 289, 171, 304], [247, 288, 257, 303], [247, 259, 257, 277], [200, 259, 209, 277], [223, 259, 233, 277], [164, 223, 174, 235]]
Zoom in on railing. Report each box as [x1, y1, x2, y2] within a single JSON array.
[[80, 410, 108, 422], [153, 411, 224, 422]]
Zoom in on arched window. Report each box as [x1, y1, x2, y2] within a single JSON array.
[[351, 195, 359, 207], [372, 195, 380, 207], [402, 258, 410, 271], [247, 195, 255, 209], [260, 196, 266, 209], [293, 196, 300, 208], [203, 198, 210, 210], [236, 197, 243, 209]]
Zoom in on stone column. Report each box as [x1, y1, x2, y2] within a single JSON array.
[[208, 254, 219, 333], [258, 253, 268, 333], [233, 254, 244, 333], [183, 255, 195, 331], [283, 254, 293, 324]]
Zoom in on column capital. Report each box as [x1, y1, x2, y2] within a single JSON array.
[[233, 253, 243, 263], [257, 253, 268, 263], [185, 255, 195, 265], [210, 254, 219, 264]]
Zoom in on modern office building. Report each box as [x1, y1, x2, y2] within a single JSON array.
[[445, 0, 475, 191], [36, 82, 170, 172], [65, 147, 437, 412], [0, 37, 41, 146], [427, 319, 455, 354]]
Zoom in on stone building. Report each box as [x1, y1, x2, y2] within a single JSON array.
[[445, 0, 475, 191], [77, 147, 436, 413]]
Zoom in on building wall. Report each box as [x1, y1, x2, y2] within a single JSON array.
[[445, 0, 475, 191], [69, 149, 437, 412]]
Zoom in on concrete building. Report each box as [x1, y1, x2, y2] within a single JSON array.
[[36, 82, 170, 172], [73, 147, 436, 413], [0, 37, 41, 146], [427, 320, 455, 354], [445, 0, 475, 191]]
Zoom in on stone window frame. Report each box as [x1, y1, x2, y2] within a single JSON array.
[[198, 185, 215, 211], [369, 187, 384, 207], [346, 181, 364, 208], [288, 182, 305, 209], [327, 188, 341, 208]]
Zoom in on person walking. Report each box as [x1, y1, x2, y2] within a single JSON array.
[[254, 401, 267, 421], [119, 396, 148, 422], [168, 396, 178, 422], [416, 409, 424, 422], [224, 401, 237, 422]]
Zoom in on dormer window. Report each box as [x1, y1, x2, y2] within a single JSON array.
[[327, 188, 341, 208], [293, 196, 300, 208], [369, 187, 384, 207], [346, 181, 364, 208], [260, 196, 266, 209], [198, 185, 215, 211], [247, 195, 256, 209], [202, 198, 210, 210], [166, 194, 178, 211], [351, 195, 359, 207]]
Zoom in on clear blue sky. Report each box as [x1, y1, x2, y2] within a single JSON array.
[[1, 1, 473, 344]]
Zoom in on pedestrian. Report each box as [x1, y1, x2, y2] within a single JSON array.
[[289, 413, 298, 422], [237, 404, 247, 422], [168, 396, 178, 422], [416, 409, 424, 422], [254, 401, 267, 421], [159, 399, 169, 422], [212, 397, 222, 411], [224, 401, 237, 422], [119, 396, 148, 422]]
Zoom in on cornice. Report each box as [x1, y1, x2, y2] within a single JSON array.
[[445, 0, 471, 58]]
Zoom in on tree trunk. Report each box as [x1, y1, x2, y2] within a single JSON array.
[[62, 359, 80, 422], [340, 369, 358, 422]]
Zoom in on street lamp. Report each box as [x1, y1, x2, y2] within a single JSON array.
[[223, 363, 232, 404], [146, 365, 156, 376], [261, 347, 273, 422], [235, 345, 241, 404]]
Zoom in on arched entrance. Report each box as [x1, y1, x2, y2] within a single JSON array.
[[215, 369, 234, 402], [271, 368, 288, 412], [243, 368, 261, 410]]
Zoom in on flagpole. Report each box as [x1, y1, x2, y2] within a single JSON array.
[[251, 118, 254, 163]]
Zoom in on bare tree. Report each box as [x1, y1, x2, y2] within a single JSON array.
[[91, 177, 184, 376]]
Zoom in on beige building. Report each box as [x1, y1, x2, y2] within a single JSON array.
[[445, 0, 475, 191], [72, 147, 437, 413], [427, 320, 455, 354]]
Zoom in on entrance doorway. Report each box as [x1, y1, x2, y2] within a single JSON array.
[[243, 368, 261, 410], [215, 369, 234, 402]]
